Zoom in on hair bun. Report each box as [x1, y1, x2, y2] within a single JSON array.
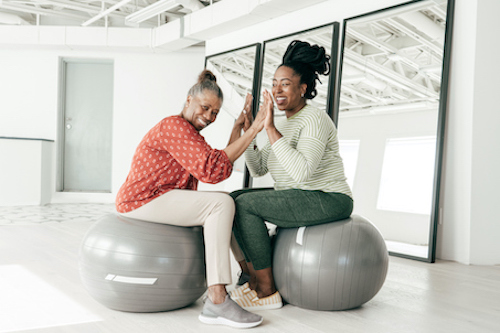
[[280, 40, 331, 100], [282, 40, 330, 76], [187, 69, 223, 103], [198, 69, 217, 84]]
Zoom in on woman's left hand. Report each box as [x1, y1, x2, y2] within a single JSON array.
[[262, 89, 282, 145]]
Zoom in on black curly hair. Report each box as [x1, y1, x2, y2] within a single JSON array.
[[280, 40, 331, 100]]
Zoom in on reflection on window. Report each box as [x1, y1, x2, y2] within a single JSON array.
[[377, 136, 436, 214], [339, 140, 360, 190]]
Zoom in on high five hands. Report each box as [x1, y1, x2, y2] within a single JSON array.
[[226, 90, 277, 162], [237, 90, 275, 134], [261, 89, 275, 131]]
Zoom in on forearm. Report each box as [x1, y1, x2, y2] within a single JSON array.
[[245, 141, 269, 177], [266, 126, 283, 145], [224, 126, 260, 163], [227, 122, 243, 145]]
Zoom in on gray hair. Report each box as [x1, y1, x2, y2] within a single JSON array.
[[187, 69, 223, 101]]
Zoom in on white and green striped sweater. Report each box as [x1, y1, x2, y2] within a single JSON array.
[[245, 104, 352, 197]]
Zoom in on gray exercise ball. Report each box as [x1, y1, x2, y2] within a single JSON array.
[[79, 214, 206, 312], [272, 214, 389, 311]]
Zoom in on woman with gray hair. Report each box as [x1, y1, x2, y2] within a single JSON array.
[[116, 69, 268, 328]]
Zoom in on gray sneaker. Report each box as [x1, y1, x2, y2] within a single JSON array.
[[199, 295, 263, 328]]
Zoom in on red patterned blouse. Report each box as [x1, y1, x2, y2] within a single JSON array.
[[116, 115, 233, 213]]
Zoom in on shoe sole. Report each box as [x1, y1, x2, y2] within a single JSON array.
[[198, 314, 263, 328]]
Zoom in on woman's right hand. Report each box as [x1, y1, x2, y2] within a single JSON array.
[[235, 93, 253, 131], [250, 94, 270, 133], [262, 90, 275, 130]]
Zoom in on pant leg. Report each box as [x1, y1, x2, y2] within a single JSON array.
[[231, 189, 353, 270], [120, 189, 235, 287], [229, 188, 275, 263]]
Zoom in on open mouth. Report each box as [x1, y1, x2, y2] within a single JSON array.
[[198, 118, 208, 129], [275, 96, 286, 105]]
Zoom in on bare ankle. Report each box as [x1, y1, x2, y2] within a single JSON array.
[[208, 285, 227, 304], [238, 260, 251, 275], [255, 286, 276, 298], [253, 267, 276, 298], [249, 277, 258, 290]]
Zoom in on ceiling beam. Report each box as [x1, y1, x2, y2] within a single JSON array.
[[344, 49, 439, 98], [0, 2, 90, 20], [82, 0, 133, 26]]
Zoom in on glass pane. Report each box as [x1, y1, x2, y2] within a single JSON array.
[[339, 139, 360, 190], [377, 136, 436, 214], [200, 44, 260, 192]]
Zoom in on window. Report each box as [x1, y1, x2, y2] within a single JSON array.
[[377, 136, 436, 214], [339, 140, 360, 190]]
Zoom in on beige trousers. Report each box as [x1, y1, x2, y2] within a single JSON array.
[[120, 189, 244, 287]]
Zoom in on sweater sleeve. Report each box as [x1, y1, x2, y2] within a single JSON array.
[[271, 114, 328, 183], [244, 138, 270, 177], [155, 117, 233, 184]]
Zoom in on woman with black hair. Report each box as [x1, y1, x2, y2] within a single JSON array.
[[229, 40, 354, 310]]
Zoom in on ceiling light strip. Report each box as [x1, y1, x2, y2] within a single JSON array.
[[82, 0, 133, 27], [125, 0, 179, 24]]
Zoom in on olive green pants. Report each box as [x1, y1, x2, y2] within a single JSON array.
[[230, 188, 353, 270]]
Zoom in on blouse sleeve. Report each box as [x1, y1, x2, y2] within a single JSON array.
[[271, 114, 328, 183], [155, 117, 233, 184]]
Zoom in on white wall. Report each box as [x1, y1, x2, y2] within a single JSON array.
[[0, 47, 205, 204], [468, 0, 500, 265], [0, 51, 59, 140], [437, 0, 475, 264], [0, 139, 53, 206], [437, 0, 500, 266], [206, 0, 500, 265], [111, 50, 205, 195]]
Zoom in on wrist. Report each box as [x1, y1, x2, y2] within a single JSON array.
[[247, 126, 260, 136], [265, 124, 276, 132]]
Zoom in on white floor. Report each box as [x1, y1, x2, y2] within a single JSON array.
[[0, 204, 499, 333]]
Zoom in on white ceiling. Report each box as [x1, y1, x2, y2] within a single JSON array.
[[0, 0, 220, 27], [0, 0, 330, 51]]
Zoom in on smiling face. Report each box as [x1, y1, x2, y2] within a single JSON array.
[[182, 90, 222, 131], [272, 65, 307, 115]]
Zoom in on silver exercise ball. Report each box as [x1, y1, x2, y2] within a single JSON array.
[[272, 214, 389, 311], [79, 214, 206, 312]]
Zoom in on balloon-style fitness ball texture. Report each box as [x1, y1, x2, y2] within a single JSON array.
[[272, 214, 389, 311], [79, 214, 207, 312]]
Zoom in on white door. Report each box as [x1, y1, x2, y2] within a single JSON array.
[[60, 60, 113, 192]]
